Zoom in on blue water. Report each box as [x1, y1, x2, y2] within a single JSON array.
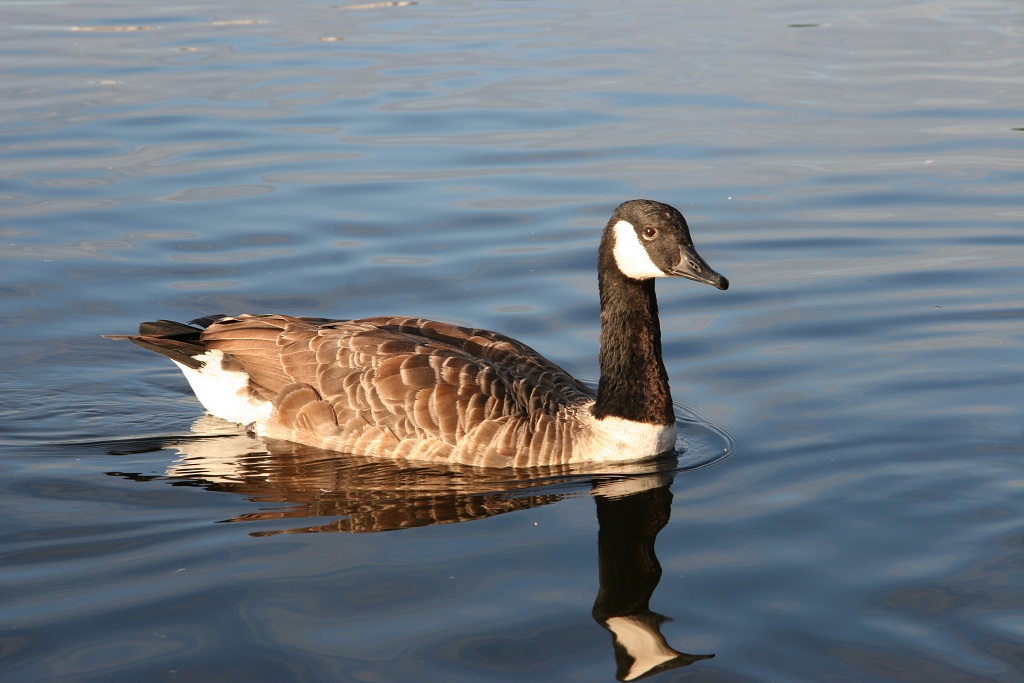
[[2, 0, 1023, 681]]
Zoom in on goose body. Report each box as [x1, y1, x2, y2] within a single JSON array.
[[110, 200, 727, 467]]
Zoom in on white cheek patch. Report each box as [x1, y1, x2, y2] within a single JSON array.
[[612, 220, 668, 279]]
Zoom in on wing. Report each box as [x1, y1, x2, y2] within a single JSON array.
[[199, 314, 594, 458]]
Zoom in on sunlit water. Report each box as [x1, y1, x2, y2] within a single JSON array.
[[2, 0, 1022, 681]]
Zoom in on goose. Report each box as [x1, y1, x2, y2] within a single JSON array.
[[108, 199, 728, 468]]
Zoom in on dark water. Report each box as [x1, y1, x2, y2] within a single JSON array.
[[2, 1, 1023, 681]]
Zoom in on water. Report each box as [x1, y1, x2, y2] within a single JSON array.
[[2, 0, 1022, 680]]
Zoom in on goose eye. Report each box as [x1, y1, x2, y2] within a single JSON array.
[[642, 226, 657, 240]]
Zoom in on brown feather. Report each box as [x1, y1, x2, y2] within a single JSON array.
[[182, 314, 596, 463]]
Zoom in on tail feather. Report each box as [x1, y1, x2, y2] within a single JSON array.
[[188, 314, 230, 329], [105, 318, 217, 369], [139, 319, 202, 336]]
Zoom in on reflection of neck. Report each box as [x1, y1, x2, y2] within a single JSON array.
[[592, 485, 670, 618]]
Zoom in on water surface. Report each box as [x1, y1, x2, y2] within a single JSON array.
[[2, 0, 1023, 681]]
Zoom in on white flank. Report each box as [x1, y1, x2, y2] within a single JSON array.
[[172, 350, 271, 427], [611, 219, 667, 279]]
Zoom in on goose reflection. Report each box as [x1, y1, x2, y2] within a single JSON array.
[[108, 416, 714, 679]]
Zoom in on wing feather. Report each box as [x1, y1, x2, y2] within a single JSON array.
[[193, 313, 594, 460]]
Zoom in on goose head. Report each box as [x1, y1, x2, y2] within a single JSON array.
[[603, 199, 729, 290]]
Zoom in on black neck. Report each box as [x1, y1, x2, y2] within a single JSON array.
[[593, 253, 675, 425]]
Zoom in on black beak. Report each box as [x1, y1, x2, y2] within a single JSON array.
[[668, 246, 729, 290]]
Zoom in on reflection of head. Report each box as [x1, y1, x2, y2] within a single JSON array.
[[604, 612, 713, 681]]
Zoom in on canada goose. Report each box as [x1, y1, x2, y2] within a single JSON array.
[[108, 199, 728, 467]]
